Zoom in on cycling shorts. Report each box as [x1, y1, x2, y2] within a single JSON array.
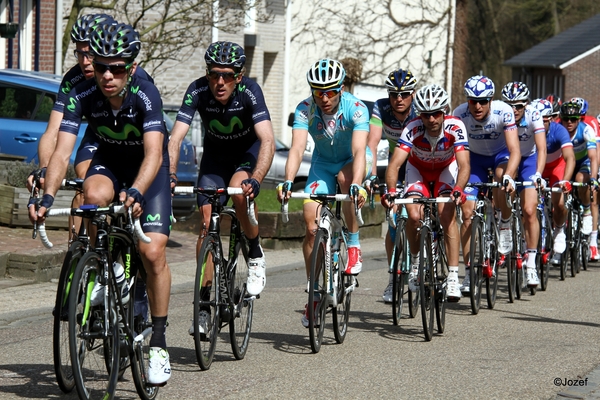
[[464, 149, 510, 200], [542, 158, 566, 187], [74, 129, 98, 167], [404, 159, 458, 198], [516, 153, 538, 193]]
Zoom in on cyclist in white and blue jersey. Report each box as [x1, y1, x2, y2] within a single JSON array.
[[367, 68, 419, 303], [277, 59, 372, 328], [453, 75, 521, 294], [501, 82, 546, 288]]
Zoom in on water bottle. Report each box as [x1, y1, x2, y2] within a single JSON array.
[[431, 231, 438, 265]]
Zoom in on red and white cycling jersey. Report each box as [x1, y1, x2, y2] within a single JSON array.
[[397, 115, 469, 170]]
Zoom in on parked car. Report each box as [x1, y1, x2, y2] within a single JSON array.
[[262, 138, 312, 192], [0, 69, 86, 163]]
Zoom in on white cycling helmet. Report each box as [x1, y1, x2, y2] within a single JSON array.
[[413, 84, 449, 113], [501, 81, 530, 102], [306, 59, 346, 90], [464, 75, 495, 98], [530, 99, 553, 117]]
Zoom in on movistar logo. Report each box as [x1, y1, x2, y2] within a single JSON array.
[[238, 84, 246, 92], [185, 94, 193, 106], [67, 97, 77, 112], [130, 85, 140, 94], [146, 214, 160, 222], [209, 117, 243, 134], [62, 81, 73, 95], [97, 123, 142, 140], [239, 161, 250, 167]]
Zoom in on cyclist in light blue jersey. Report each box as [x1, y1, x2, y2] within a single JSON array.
[[277, 58, 371, 328]]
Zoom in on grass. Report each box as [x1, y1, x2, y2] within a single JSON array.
[[254, 189, 304, 212]]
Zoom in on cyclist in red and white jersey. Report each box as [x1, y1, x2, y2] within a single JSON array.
[[381, 84, 470, 302]]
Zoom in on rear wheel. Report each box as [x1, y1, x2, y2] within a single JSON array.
[[229, 234, 253, 360], [391, 219, 407, 325], [419, 226, 435, 341], [581, 236, 589, 272], [469, 216, 484, 315], [435, 239, 446, 334], [486, 223, 499, 309], [333, 236, 350, 344], [539, 212, 551, 291], [308, 229, 327, 353]]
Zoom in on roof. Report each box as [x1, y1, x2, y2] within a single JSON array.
[[504, 13, 600, 69]]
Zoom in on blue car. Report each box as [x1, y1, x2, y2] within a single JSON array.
[[0, 69, 86, 163]]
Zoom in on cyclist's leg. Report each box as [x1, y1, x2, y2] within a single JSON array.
[[495, 154, 513, 254], [518, 154, 540, 287], [70, 131, 97, 241], [404, 163, 429, 292]]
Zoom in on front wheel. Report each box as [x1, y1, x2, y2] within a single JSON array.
[[419, 226, 435, 341], [308, 229, 328, 353], [333, 236, 351, 344], [229, 234, 253, 360], [391, 218, 407, 325], [539, 212, 551, 291], [469, 216, 484, 315]]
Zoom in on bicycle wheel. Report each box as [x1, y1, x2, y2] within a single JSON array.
[[486, 224, 499, 309], [570, 213, 580, 277], [69, 252, 120, 400], [333, 234, 351, 344], [560, 210, 573, 280], [229, 233, 253, 360], [581, 237, 589, 271], [469, 216, 484, 315], [513, 217, 524, 300], [53, 240, 84, 393], [193, 236, 220, 370], [308, 229, 328, 353], [129, 277, 159, 400], [419, 226, 435, 341], [435, 239, 446, 334], [391, 218, 406, 325], [507, 218, 517, 303], [538, 212, 551, 291]]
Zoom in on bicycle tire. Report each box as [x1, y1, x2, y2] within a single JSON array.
[[513, 215, 523, 300], [507, 216, 517, 303], [539, 210, 551, 291], [419, 225, 435, 341], [391, 218, 407, 325], [229, 233, 253, 360], [308, 229, 328, 353], [571, 212, 580, 277], [69, 251, 120, 400], [129, 277, 159, 400], [53, 240, 84, 393], [333, 234, 350, 344], [581, 236, 589, 271], [486, 221, 499, 309], [193, 236, 220, 370], [435, 237, 446, 334], [560, 210, 573, 280], [469, 216, 484, 315]]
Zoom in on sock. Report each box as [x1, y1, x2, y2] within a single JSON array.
[[526, 249, 537, 269], [247, 235, 263, 258], [583, 206, 591, 216], [411, 253, 419, 268], [500, 218, 510, 228], [149, 315, 168, 348], [347, 231, 360, 247], [591, 231, 598, 247], [448, 266, 459, 277]]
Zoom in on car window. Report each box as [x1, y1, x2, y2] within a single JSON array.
[[34, 93, 56, 121], [0, 82, 55, 122]]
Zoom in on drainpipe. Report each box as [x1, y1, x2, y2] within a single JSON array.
[[54, 0, 62, 74], [34, 0, 39, 70], [281, 0, 292, 146]]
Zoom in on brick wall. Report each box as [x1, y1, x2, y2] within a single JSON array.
[[564, 49, 600, 117]]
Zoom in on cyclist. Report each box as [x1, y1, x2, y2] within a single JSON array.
[[500, 82, 546, 287], [277, 58, 371, 327], [570, 97, 600, 261], [29, 23, 173, 386], [530, 99, 575, 264], [546, 94, 562, 123], [168, 41, 275, 335], [453, 76, 521, 294], [560, 101, 598, 237], [366, 68, 419, 303], [381, 84, 470, 302]]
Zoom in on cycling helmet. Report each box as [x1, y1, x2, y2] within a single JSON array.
[[597, 114, 600, 126], [306, 59, 346, 90], [385, 69, 418, 91], [90, 23, 141, 61], [464, 75, 495, 98], [560, 101, 582, 117], [204, 41, 246, 70], [546, 93, 562, 114], [501, 81, 530, 102], [530, 99, 553, 117], [70, 14, 114, 43], [570, 97, 589, 115], [413, 84, 449, 113]]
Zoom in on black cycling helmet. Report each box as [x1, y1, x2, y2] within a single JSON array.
[[204, 41, 246, 70], [70, 14, 114, 43], [546, 93, 562, 115], [89, 23, 141, 61], [385, 69, 418, 92], [560, 101, 582, 117]]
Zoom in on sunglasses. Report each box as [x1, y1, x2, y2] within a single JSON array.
[[207, 70, 239, 82], [73, 49, 93, 60], [420, 110, 444, 119], [93, 61, 132, 75], [312, 89, 341, 98], [389, 90, 413, 99], [468, 98, 490, 106], [510, 103, 527, 110], [562, 116, 580, 122]]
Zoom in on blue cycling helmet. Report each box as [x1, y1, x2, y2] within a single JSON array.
[[501, 81, 530, 102], [530, 99, 553, 117], [70, 14, 114, 43], [385, 69, 418, 91], [464, 75, 495, 98], [306, 59, 346, 90], [204, 41, 246, 70], [570, 97, 589, 115]]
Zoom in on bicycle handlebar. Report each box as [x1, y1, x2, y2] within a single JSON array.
[[281, 192, 364, 225]]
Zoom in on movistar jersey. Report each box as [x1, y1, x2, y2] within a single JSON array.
[[514, 104, 545, 157], [370, 99, 418, 154], [293, 91, 369, 164], [60, 74, 167, 167], [453, 100, 516, 156], [176, 76, 271, 156]]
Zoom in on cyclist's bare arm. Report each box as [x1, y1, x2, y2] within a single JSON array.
[[367, 122, 383, 178], [534, 132, 547, 176], [385, 146, 408, 195], [351, 129, 368, 187], [455, 149, 471, 190], [167, 120, 191, 176], [589, 147, 598, 181], [26, 110, 63, 191], [250, 120, 275, 184], [503, 126, 521, 179], [278, 128, 308, 202], [562, 146, 576, 183]]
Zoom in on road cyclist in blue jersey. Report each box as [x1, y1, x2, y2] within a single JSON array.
[[168, 41, 275, 335], [29, 23, 173, 386], [277, 58, 372, 327], [366, 68, 419, 303], [453, 75, 521, 294]]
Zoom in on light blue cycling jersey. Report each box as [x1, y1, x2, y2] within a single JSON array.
[[293, 91, 370, 164], [570, 121, 596, 165], [453, 100, 516, 156]]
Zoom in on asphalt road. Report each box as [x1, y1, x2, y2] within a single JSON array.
[[0, 248, 599, 399]]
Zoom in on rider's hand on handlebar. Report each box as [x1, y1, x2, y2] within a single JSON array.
[[532, 172, 546, 189], [502, 174, 515, 194], [591, 178, 599, 192], [120, 187, 146, 219], [452, 185, 467, 205], [559, 180, 572, 193], [169, 172, 178, 194], [380, 189, 397, 209], [362, 175, 379, 195], [349, 183, 367, 209], [276, 180, 294, 203], [241, 178, 260, 199]]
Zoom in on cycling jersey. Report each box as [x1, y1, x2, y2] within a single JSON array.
[[397, 115, 469, 170], [570, 121, 596, 165], [545, 122, 572, 167], [515, 105, 545, 157], [293, 91, 370, 164], [176, 76, 271, 157], [370, 99, 418, 153], [453, 100, 516, 156]]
